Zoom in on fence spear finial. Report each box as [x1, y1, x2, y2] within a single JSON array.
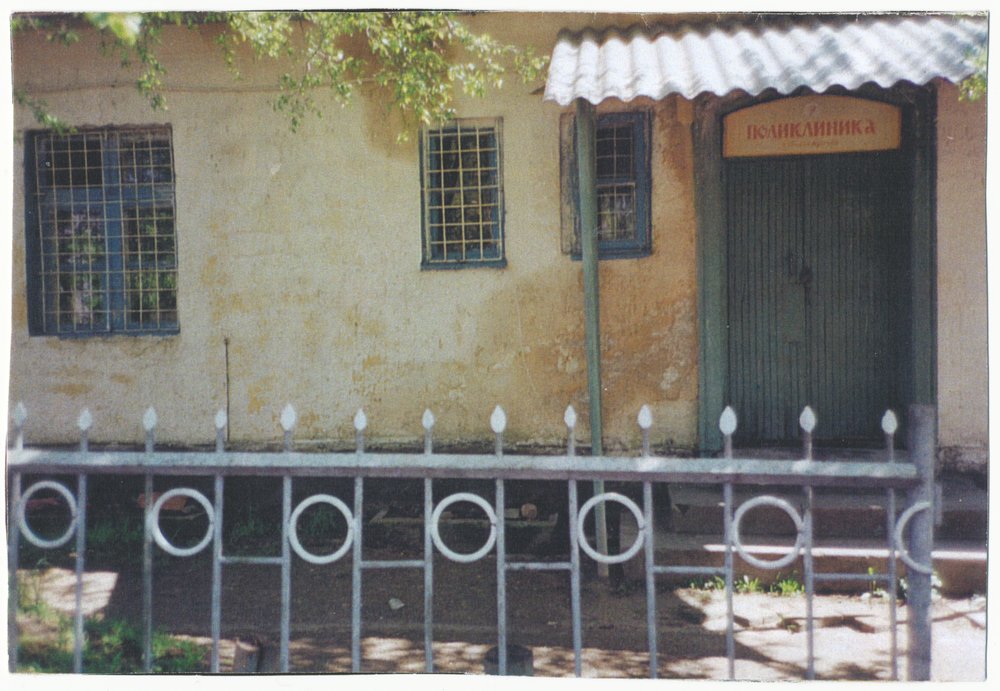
[[882, 409, 898, 464], [490, 405, 507, 434], [12, 401, 27, 427], [354, 408, 367, 454], [215, 409, 228, 452], [799, 406, 817, 433], [799, 406, 816, 461], [78, 408, 93, 452], [281, 403, 296, 451], [638, 405, 653, 458], [12, 402, 27, 450], [78, 407, 93, 432], [637, 405, 653, 430], [422, 409, 435, 455], [719, 406, 738, 459], [280, 404, 296, 431], [143, 407, 157, 453], [491, 405, 506, 457], [354, 408, 368, 432], [564, 405, 577, 430], [719, 406, 738, 436], [564, 405, 577, 456], [881, 409, 898, 436]]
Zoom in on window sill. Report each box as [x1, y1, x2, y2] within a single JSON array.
[[29, 328, 181, 339], [569, 247, 652, 261], [421, 259, 508, 271]]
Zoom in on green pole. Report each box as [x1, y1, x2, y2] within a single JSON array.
[[575, 98, 608, 572]]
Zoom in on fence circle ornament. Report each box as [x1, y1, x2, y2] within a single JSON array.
[[288, 494, 355, 564], [430, 493, 498, 563], [892, 501, 935, 575], [18, 481, 78, 549], [150, 488, 215, 557], [731, 496, 805, 570], [577, 492, 646, 564]]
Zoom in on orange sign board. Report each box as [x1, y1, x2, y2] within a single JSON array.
[[724, 96, 901, 158]]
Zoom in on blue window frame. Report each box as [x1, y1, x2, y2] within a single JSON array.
[[420, 118, 505, 269], [24, 126, 179, 336], [561, 110, 651, 259]]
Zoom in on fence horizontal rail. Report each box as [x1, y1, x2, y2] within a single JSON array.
[[6, 451, 920, 487]]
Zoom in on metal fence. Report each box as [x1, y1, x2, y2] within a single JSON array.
[[7, 402, 936, 679]]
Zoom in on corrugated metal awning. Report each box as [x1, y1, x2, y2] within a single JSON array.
[[543, 14, 988, 105]]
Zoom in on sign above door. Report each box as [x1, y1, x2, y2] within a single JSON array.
[[724, 95, 901, 158]]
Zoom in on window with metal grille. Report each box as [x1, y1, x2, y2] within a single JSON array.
[[421, 119, 505, 268], [24, 126, 179, 336], [560, 111, 651, 259]]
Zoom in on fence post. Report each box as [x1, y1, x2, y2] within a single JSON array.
[[906, 404, 935, 681]]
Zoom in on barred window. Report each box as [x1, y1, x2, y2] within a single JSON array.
[[25, 127, 178, 335], [596, 122, 638, 242], [560, 111, 651, 259], [421, 119, 505, 268]]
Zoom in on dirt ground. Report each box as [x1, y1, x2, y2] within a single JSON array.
[[15, 545, 987, 681]]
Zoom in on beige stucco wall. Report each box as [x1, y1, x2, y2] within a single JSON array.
[[8, 15, 989, 469], [934, 80, 989, 470], [8, 14, 699, 451]]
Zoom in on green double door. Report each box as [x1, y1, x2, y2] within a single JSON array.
[[725, 151, 911, 445]]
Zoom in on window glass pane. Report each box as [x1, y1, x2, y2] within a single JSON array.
[[30, 126, 177, 334], [597, 183, 637, 241], [568, 112, 648, 258], [423, 121, 502, 265]]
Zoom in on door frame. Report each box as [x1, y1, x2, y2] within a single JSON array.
[[694, 84, 937, 452]]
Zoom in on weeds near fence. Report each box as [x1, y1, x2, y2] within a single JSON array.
[[772, 572, 805, 596], [17, 616, 207, 674], [15, 569, 207, 673], [687, 572, 804, 596]]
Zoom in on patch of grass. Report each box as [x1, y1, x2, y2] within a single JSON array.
[[17, 616, 207, 674], [688, 575, 727, 591], [17, 561, 54, 617], [866, 566, 888, 598], [86, 513, 144, 566], [227, 510, 276, 556], [771, 572, 804, 596], [687, 573, 799, 595], [734, 575, 763, 594], [16, 568, 206, 674]]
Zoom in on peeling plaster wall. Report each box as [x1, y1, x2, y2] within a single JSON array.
[[8, 16, 988, 467], [8, 15, 699, 451], [934, 81, 988, 472]]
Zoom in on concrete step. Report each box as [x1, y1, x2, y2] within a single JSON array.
[[666, 474, 987, 542], [617, 474, 987, 597], [619, 527, 987, 597]]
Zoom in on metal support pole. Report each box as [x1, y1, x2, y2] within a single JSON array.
[[568, 480, 582, 677], [142, 473, 154, 673], [496, 479, 507, 675], [280, 475, 292, 672], [423, 478, 434, 673], [575, 97, 608, 575], [352, 476, 363, 672], [643, 482, 657, 678], [907, 405, 936, 681], [8, 473, 22, 673], [73, 474, 87, 674], [211, 475, 224, 673]]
